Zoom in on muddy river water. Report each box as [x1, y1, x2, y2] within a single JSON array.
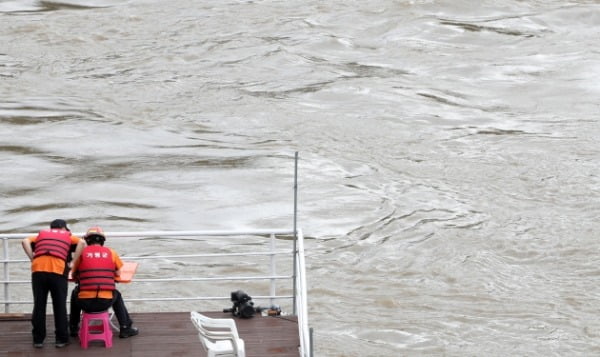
[[1, 1, 599, 355]]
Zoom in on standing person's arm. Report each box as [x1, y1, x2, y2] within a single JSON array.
[[21, 237, 35, 261], [71, 253, 82, 276], [71, 239, 85, 267]]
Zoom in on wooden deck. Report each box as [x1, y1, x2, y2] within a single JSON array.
[[0, 311, 299, 357]]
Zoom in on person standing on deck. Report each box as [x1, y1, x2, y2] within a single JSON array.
[[69, 226, 139, 338], [21, 219, 85, 348]]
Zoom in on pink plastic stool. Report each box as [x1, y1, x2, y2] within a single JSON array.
[[79, 311, 113, 348]]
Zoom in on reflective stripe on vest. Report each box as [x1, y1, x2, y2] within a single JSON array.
[[78, 246, 116, 291], [33, 229, 71, 261]]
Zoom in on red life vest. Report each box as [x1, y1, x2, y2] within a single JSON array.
[[77, 246, 116, 292], [33, 229, 72, 261]]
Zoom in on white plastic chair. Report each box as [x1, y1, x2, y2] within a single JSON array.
[[190, 311, 246, 357]]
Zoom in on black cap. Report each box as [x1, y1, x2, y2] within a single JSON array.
[[50, 219, 69, 231]]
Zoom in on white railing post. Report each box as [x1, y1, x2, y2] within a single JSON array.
[[269, 233, 276, 307], [3, 237, 10, 313], [292, 151, 298, 315], [295, 229, 310, 357]]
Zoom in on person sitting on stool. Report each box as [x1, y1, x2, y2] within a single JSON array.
[[69, 226, 139, 338]]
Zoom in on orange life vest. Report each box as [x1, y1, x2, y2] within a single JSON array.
[[33, 229, 71, 261], [77, 246, 116, 292]]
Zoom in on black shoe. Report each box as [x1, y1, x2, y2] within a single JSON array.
[[55, 341, 70, 348], [33, 343, 43, 349], [119, 326, 139, 338]]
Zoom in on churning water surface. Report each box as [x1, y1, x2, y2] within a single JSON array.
[[1, 0, 600, 355]]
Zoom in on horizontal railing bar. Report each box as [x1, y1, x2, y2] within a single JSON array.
[[0, 281, 30, 284], [1, 275, 293, 284], [1, 251, 293, 264], [1, 295, 294, 305], [126, 295, 294, 302], [131, 276, 293, 282], [0, 250, 293, 264], [0, 229, 294, 239], [125, 251, 292, 259], [0, 259, 29, 264]]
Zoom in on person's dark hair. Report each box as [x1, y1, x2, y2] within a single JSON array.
[[50, 219, 69, 231]]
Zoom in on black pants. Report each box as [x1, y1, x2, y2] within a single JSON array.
[[31, 272, 69, 344], [69, 286, 133, 329]]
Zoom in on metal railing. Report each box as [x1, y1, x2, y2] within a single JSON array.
[[0, 228, 311, 357]]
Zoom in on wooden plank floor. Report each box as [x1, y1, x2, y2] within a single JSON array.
[[0, 311, 299, 357]]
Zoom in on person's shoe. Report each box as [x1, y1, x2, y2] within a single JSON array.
[[55, 341, 70, 348], [33, 342, 43, 348], [119, 326, 139, 338]]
